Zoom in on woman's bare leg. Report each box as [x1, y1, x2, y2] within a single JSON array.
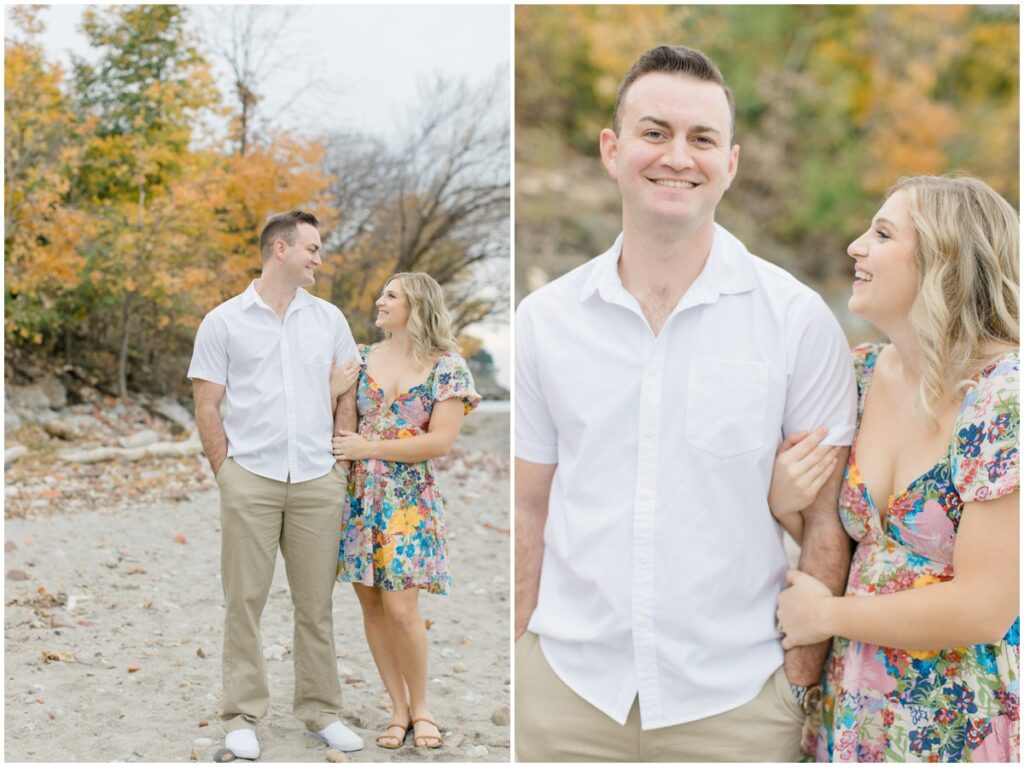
[[352, 584, 410, 744], [380, 588, 441, 746]]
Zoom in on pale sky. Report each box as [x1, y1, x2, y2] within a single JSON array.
[[16, 4, 511, 387]]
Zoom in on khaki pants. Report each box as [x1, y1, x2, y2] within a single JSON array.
[[217, 458, 347, 733], [515, 631, 805, 762]]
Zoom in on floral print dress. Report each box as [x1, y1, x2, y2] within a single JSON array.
[[337, 344, 480, 595], [807, 343, 1020, 762]]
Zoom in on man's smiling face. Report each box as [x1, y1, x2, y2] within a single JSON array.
[[600, 72, 739, 234]]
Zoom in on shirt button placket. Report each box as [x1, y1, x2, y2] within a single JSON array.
[[281, 323, 298, 481], [632, 337, 663, 722]]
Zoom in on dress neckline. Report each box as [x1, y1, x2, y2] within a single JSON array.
[[361, 344, 444, 410], [851, 344, 1018, 531]]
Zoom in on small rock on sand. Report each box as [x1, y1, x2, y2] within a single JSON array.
[[465, 744, 489, 758], [446, 733, 465, 749], [325, 748, 348, 762], [192, 737, 213, 747], [453, 662, 469, 673], [490, 705, 510, 726], [44, 419, 78, 440], [6, 540, 17, 552], [6, 569, 29, 581], [212, 748, 235, 762], [49, 613, 75, 629]]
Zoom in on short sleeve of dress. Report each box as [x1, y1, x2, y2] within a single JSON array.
[[850, 342, 885, 416], [432, 354, 482, 415], [951, 352, 1020, 503]]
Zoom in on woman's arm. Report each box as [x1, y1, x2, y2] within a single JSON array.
[[769, 427, 841, 543], [778, 489, 1020, 651], [330, 357, 360, 413], [332, 398, 466, 463]]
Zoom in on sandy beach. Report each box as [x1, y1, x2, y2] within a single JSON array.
[[4, 406, 510, 763]]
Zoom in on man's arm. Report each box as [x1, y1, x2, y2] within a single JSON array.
[[333, 384, 357, 472], [193, 379, 228, 476], [783, 446, 851, 685], [515, 458, 557, 639]]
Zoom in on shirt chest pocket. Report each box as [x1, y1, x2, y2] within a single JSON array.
[[300, 329, 331, 369], [685, 359, 769, 458]]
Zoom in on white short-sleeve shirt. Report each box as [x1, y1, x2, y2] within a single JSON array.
[[515, 224, 857, 729], [188, 282, 360, 483]]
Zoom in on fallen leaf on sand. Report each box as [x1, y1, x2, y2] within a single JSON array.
[[174, 534, 187, 544], [198, 719, 209, 727], [41, 650, 75, 663], [196, 647, 207, 658], [127, 665, 142, 673], [483, 522, 510, 535], [424, 618, 434, 630]]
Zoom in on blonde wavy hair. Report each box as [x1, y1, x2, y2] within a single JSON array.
[[381, 272, 460, 367], [892, 175, 1019, 427]]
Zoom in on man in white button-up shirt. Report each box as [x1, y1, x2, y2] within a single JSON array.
[[515, 46, 857, 762], [188, 211, 363, 759]]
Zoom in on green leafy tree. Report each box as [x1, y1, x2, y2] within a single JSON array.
[[71, 5, 221, 397]]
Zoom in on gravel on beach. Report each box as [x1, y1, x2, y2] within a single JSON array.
[[4, 411, 510, 763]]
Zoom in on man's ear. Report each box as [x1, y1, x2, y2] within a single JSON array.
[[599, 128, 619, 181], [726, 143, 740, 186]]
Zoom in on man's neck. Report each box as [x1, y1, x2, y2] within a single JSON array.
[[254, 275, 298, 321], [617, 214, 716, 308]]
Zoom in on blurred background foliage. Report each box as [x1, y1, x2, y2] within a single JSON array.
[[6, 5, 509, 398], [515, 5, 1019, 342]]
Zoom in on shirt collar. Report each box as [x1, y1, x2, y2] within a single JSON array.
[[579, 224, 757, 306], [242, 281, 316, 314]]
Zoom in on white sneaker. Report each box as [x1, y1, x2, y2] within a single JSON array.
[[225, 728, 260, 759], [315, 720, 364, 752]]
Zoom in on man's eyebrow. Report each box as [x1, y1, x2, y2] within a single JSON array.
[[637, 116, 672, 130], [637, 117, 722, 137]]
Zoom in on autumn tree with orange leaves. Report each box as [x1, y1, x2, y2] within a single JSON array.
[[5, 6, 508, 398]]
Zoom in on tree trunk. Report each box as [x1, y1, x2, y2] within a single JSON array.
[[117, 295, 133, 399]]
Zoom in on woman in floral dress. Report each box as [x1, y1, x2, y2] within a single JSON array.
[[769, 176, 1019, 761], [329, 272, 480, 750]]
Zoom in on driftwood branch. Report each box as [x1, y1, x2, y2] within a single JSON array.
[[5, 445, 29, 466], [59, 434, 202, 464]]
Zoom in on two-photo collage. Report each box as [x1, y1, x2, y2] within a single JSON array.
[[3, 3, 1020, 764]]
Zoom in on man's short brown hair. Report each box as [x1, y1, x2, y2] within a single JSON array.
[[612, 45, 736, 144], [258, 210, 319, 262]]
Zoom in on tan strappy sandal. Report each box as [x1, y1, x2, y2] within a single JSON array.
[[412, 717, 444, 749], [376, 721, 411, 750]]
